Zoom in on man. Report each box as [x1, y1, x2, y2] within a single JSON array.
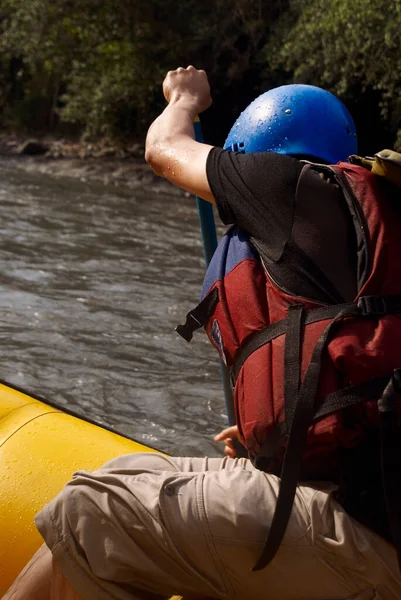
[[4, 66, 401, 600]]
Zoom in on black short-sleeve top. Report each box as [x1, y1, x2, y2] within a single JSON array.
[[206, 148, 357, 304]]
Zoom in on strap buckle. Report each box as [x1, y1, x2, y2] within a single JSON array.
[[175, 313, 203, 342], [357, 295, 387, 316], [175, 287, 219, 342]]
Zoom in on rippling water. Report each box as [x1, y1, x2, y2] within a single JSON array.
[[0, 161, 227, 456]]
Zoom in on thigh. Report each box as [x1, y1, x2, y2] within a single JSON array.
[[35, 453, 241, 600], [200, 470, 401, 600], [102, 452, 253, 474], [36, 452, 400, 600]]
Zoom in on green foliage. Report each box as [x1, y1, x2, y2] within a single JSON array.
[[265, 0, 401, 151], [1, 0, 401, 150], [0, 0, 280, 140]]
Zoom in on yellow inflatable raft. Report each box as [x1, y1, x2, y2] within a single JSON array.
[[0, 381, 161, 595]]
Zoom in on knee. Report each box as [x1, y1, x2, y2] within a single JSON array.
[[100, 451, 178, 472]]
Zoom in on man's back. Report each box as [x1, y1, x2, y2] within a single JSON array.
[[206, 149, 358, 304]]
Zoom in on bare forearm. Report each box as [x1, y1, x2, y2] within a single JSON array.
[[145, 99, 197, 174], [144, 66, 215, 202]]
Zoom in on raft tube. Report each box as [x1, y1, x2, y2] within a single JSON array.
[[0, 381, 161, 595]]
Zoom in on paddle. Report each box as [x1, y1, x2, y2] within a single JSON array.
[[194, 116, 218, 265], [194, 117, 245, 456]]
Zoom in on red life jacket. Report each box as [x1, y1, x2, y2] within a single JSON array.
[[177, 162, 401, 569]]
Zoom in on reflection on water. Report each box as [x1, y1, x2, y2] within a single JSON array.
[[0, 162, 227, 456]]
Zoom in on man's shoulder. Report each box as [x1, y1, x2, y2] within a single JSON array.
[[207, 148, 304, 181], [210, 147, 303, 164]]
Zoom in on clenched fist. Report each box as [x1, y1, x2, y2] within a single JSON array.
[[163, 66, 212, 114]]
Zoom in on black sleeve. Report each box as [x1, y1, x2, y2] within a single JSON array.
[[206, 147, 304, 262]]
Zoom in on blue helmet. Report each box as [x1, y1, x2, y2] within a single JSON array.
[[224, 84, 357, 164]]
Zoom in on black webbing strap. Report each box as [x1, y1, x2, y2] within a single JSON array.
[[313, 376, 390, 420], [254, 375, 392, 464], [255, 375, 393, 474], [379, 370, 401, 569], [232, 302, 355, 382], [175, 288, 219, 342], [252, 305, 356, 571], [233, 296, 401, 383], [284, 305, 304, 432]]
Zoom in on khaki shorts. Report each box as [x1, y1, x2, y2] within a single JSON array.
[[35, 453, 401, 600]]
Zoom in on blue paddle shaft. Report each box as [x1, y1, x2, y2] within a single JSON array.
[[193, 119, 241, 438], [193, 120, 218, 265]]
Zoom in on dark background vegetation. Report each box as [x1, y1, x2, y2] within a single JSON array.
[[1, 0, 400, 155]]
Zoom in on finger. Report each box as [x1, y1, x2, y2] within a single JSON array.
[[224, 446, 237, 459], [216, 426, 238, 440], [162, 83, 171, 102], [214, 425, 238, 441]]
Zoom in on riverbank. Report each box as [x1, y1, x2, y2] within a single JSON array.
[[0, 133, 184, 195]]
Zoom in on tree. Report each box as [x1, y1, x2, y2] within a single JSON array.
[[0, 0, 286, 142], [265, 0, 401, 151]]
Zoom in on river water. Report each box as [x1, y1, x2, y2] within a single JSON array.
[[0, 161, 227, 457]]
